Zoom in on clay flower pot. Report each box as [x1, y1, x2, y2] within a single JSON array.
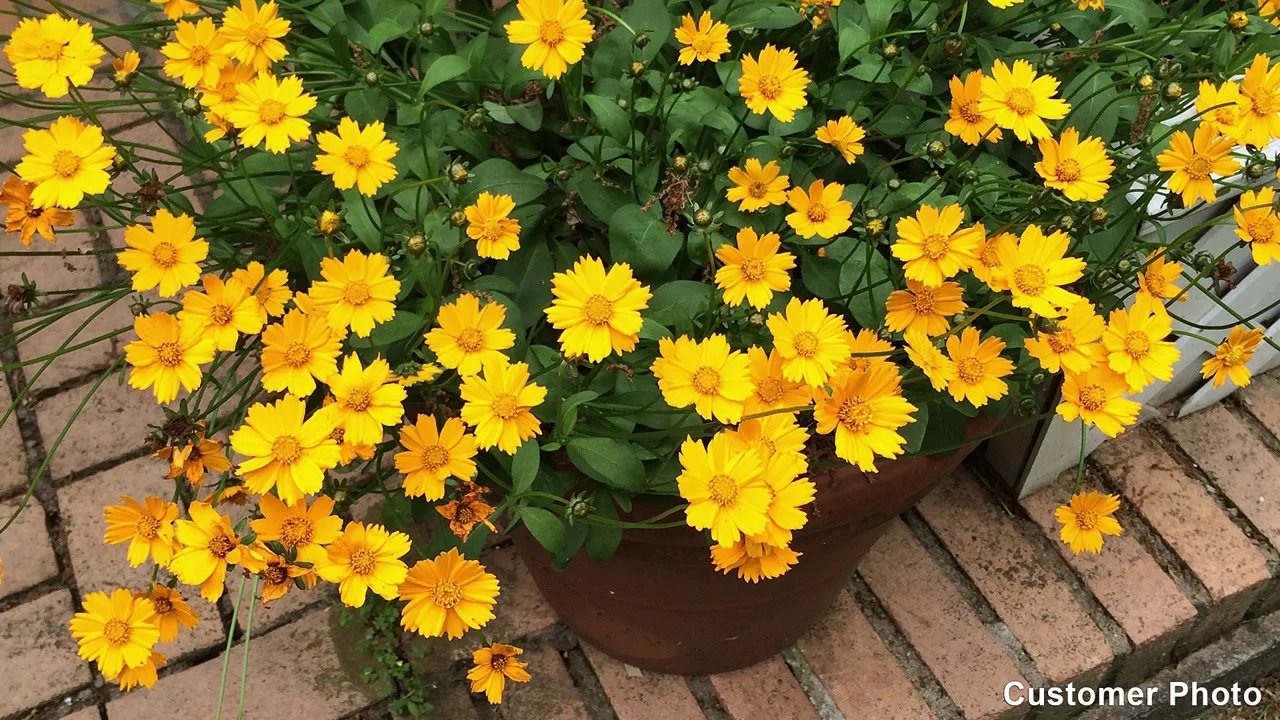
[[512, 415, 1001, 675]]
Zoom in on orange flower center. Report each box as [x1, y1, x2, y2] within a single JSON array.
[[1143, 270, 1168, 297], [959, 99, 984, 124], [343, 145, 370, 168], [156, 341, 184, 366], [431, 579, 462, 608], [583, 294, 613, 325], [748, 181, 769, 199], [707, 474, 738, 506], [151, 597, 173, 615], [135, 514, 162, 540], [538, 19, 565, 45], [1184, 155, 1212, 180], [979, 241, 999, 268], [1248, 217, 1276, 243], [793, 330, 819, 357], [805, 202, 828, 224], [244, 25, 268, 46], [755, 377, 783, 404], [1252, 92, 1277, 116], [262, 563, 289, 585], [1074, 508, 1099, 531], [479, 219, 506, 244], [1220, 344, 1246, 366], [151, 242, 179, 268], [1078, 384, 1108, 412], [421, 444, 450, 470], [103, 618, 131, 646], [956, 357, 985, 384], [344, 388, 373, 412], [911, 286, 936, 314], [278, 517, 314, 548], [349, 548, 376, 575], [1013, 265, 1047, 296], [490, 393, 520, 420], [690, 366, 721, 395], [692, 35, 714, 54], [283, 342, 312, 368], [456, 327, 484, 352], [53, 150, 81, 178], [490, 654, 508, 671], [271, 435, 303, 464], [1006, 87, 1036, 115], [209, 303, 233, 326], [923, 234, 950, 260], [757, 75, 783, 101], [207, 532, 236, 558], [36, 39, 64, 61], [190, 45, 212, 65], [258, 99, 286, 125], [1047, 329, 1076, 354], [1123, 331, 1151, 359], [837, 396, 872, 431], [740, 258, 767, 281], [1055, 158, 1082, 183], [342, 280, 371, 305]]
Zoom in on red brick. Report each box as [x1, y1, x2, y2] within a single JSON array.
[[447, 546, 557, 662], [860, 519, 1026, 720], [16, 294, 135, 394], [497, 642, 589, 720], [583, 642, 703, 720], [37, 374, 159, 478], [1240, 372, 1280, 441], [106, 609, 387, 720], [62, 707, 103, 720], [0, 496, 58, 600], [796, 589, 932, 719], [0, 380, 29, 496], [710, 654, 819, 720], [1, 214, 106, 298], [432, 683, 480, 719], [0, 590, 93, 716], [58, 456, 224, 659]]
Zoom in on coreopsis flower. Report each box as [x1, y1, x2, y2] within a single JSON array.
[[318, 354, 407, 445], [945, 328, 1015, 407], [1101, 296, 1180, 393], [204, 483, 250, 507], [308, 249, 400, 337], [162, 429, 231, 487], [398, 363, 442, 387], [468, 643, 532, 704], [399, 547, 500, 638], [884, 280, 966, 337], [124, 312, 216, 404], [220, 0, 290, 71], [1202, 326, 1265, 389], [153, 0, 199, 19], [748, 459, 814, 547], [260, 309, 342, 396], [68, 589, 160, 678], [1074, 0, 1104, 8], [1025, 301, 1105, 374], [1233, 187, 1280, 265], [229, 73, 317, 153], [738, 45, 809, 122], [161, 18, 230, 89], [971, 231, 1011, 287], [904, 332, 956, 392], [767, 297, 852, 387], [1055, 491, 1122, 555], [112, 51, 140, 85], [426, 293, 516, 376], [113, 649, 163, 691], [675, 11, 730, 65], [314, 118, 399, 196], [1057, 366, 1141, 438], [396, 416, 478, 501], [199, 62, 256, 116], [743, 346, 812, 415], [714, 227, 795, 310], [118, 209, 208, 297], [945, 72, 1002, 145], [1136, 250, 1184, 304], [814, 365, 917, 472], [785, 179, 853, 239], [5, 14, 104, 98], [459, 359, 547, 453], [891, 204, 982, 287], [0, 175, 74, 245], [331, 426, 375, 466], [1234, 54, 1280, 147], [317, 209, 344, 237], [544, 255, 652, 361], [503, 0, 594, 79], [318, 522, 411, 607], [178, 275, 267, 351], [15, 117, 115, 209], [730, 413, 809, 470], [465, 192, 522, 260], [1197, 80, 1244, 138], [231, 395, 341, 503], [979, 59, 1070, 143], [139, 584, 198, 643], [652, 335, 753, 423], [816, 116, 866, 164], [991, 224, 1086, 317], [1156, 125, 1240, 207], [677, 434, 770, 545], [254, 545, 312, 605], [231, 261, 291, 317], [711, 539, 801, 582], [437, 484, 497, 540], [103, 496, 179, 567], [726, 158, 790, 212], [1035, 128, 1114, 202], [170, 501, 260, 602], [203, 112, 235, 143], [250, 494, 343, 567]]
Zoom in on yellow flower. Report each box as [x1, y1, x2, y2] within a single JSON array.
[[711, 539, 801, 582], [112, 51, 141, 85], [1101, 296, 1180, 393], [459, 359, 547, 453], [68, 589, 160, 678], [1057, 366, 1141, 438], [232, 260, 291, 317], [766, 297, 851, 388], [15, 116, 115, 209], [170, 501, 261, 601], [426, 293, 516, 375], [745, 454, 814, 547], [1202, 326, 1265, 389], [816, 116, 866, 164], [260, 309, 342, 396], [124, 312, 216, 404], [254, 545, 311, 605], [309, 249, 401, 338], [468, 643, 532, 704], [314, 118, 400, 196], [729, 412, 810, 470], [250, 493, 343, 567], [103, 496, 179, 568], [884, 279, 965, 337], [5, 14, 104, 98], [992, 224, 1086, 317], [398, 362, 442, 386], [945, 328, 1015, 407], [139, 584, 198, 643], [118, 209, 208, 297], [465, 192, 522, 260], [229, 73, 316, 154], [396, 416, 478, 500], [399, 547, 500, 638], [152, 0, 199, 19], [107, 648, 158, 690], [1055, 491, 1122, 555], [814, 365, 917, 472], [786, 179, 853, 239], [545, 255, 653, 361], [1234, 53, 1280, 147], [220, 0, 290, 71], [230, 394, 341, 503], [743, 346, 812, 416], [161, 18, 230, 89], [438, 484, 498, 540], [972, 231, 1011, 288], [675, 11, 730, 65], [1197, 80, 1244, 138], [179, 274, 267, 351], [979, 59, 1070, 143], [652, 334, 753, 423], [1233, 186, 1280, 265], [317, 521, 412, 607], [1035, 128, 1114, 202], [738, 44, 809, 122], [317, 209, 344, 237], [1156, 124, 1240, 207], [891, 204, 982, 287], [0, 174, 74, 245], [726, 158, 790, 212], [945, 72, 1002, 144], [1025, 301, 1104, 374], [199, 62, 256, 116], [677, 433, 770, 544], [844, 329, 894, 375], [331, 426, 375, 466], [1074, 0, 1104, 8], [715, 227, 795, 310], [318, 353, 407, 445], [161, 428, 232, 487], [503, 0, 594, 79], [1136, 249, 1184, 304], [904, 332, 956, 391]]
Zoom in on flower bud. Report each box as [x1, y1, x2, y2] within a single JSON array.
[[567, 494, 593, 519], [630, 62, 645, 78], [1017, 396, 1040, 416], [880, 42, 899, 60], [1117, 258, 1133, 273], [864, 209, 880, 220], [129, 300, 149, 317], [180, 97, 201, 116], [1229, 11, 1249, 29], [448, 162, 469, 184], [1034, 316, 1061, 334], [866, 218, 886, 238], [1136, 74, 1156, 93], [449, 209, 467, 227], [405, 233, 428, 257], [364, 71, 380, 86], [693, 208, 713, 227], [1056, 214, 1075, 231], [943, 36, 966, 57], [749, 312, 765, 327], [963, 168, 979, 183], [616, 97, 629, 111], [1049, 21, 1063, 33], [555, 168, 572, 183], [1247, 163, 1266, 180], [419, 21, 435, 36], [780, 142, 796, 158], [111, 153, 129, 173], [466, 111, 486, 129], [926, 140, 947, 158], [681, 77, 696, 91], [318, 210, 343, 237], [697, 158, 713, 174], [1090, 207, 1109, 225], [671, 155, 690, 174], [1194, 251, 1216, 272], [633, 33, 650, 48], [1162, 82, 1183, 101], [1030, 370, 1052, 389], [887, 178, 902, 191]]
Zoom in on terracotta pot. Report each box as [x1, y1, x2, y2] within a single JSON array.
[[512, 415, 1002, 675]]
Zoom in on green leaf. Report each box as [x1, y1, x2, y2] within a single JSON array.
[[585, 95, 631, 143], [465, 159, 547, 205], [725, 3, 804, 29], [366, 19, 408, 52], [648, 281, 713, 327], [557, 390, 599, 437], [369, 310, 421, 345], [901, 402, 928, 454], [420, 54, 471, 94], [1105, 0, 1163, 32], [608, 205, 683, 280], [566, 437, 647, 492], [511, 440, 540, 494], [585, 497, 622, 561], [865, 0, 899, 35], [517, 506, 566, 553], [838, 24, 870, 61], [342, 189, 383, 250], [1062, 64, 1121, 142], [345, 88, 389, 124], [308, 0, 347, 32]]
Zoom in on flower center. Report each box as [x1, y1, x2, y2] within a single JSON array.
[[258, 99, 286, 125], [1047, 329, 1076, 354], [456, 327, 484, 352], [1074, 509, 1099, 531], [1055, 158, 1082, 183], [262, 563, 289, 585], [1249, 217, 1276, 243], [805, 202, 828, 223], [837, 396, 872, 431], [207, 532, 236, 558], [979, 241, 1000, 268], [151, 242, 179, 267], [583, 295, 613, 325], [431, 579, 462, 608], [748, 181, 769, 199], [151, 597, 173, 615], [1123, 331, 1151, 359], [740, 258, 767, 282], [692, 35, 713, 53], [1214, 107, 1239, 126], [1013, 265, 1047, 296], [755, 377, 783, 404], [793, 330, 820, 357], [209, 303, 233, 326], [342, 280, 371, 305], [1252, 92, 1277, 116], [538, 19, 565, 44], [190, 46, 211, 65], [349, 548, 376, 576], [690, 366, 721, 395], [278, 517, 313, 548], [1185, 155, 1212, 180], [22, 202, 43, 221], [283, 342, 311, 368], [156, 341, 184, 367], [923, 234, 950, 260], [849, 356, 872, 372], [244, 25, 268, 46], [271, 435, 303, 464], [490, 654, 508, 671], [421, 444, 450, 470], [1078, 384, 1108, 412], [1144, 270, 1167, 296], [135, 515, 162, 540], [344, 389, 373, 412], [1221, 346, 1246, 366], [36, 39, 63, 61], [53, 150, 80, 178], [479, 219, 506, 244], [1006, 87, 1036, 115], [103, 618, 131, 646], [956, 357, 985, 384], [959, 99, 984, 123], [491, 393, 519, 420], [215, 81, 238, 103], [708, 474, 738, 506], [911, 286, 937, 314], [343, 146, 370, 168], [757, 75, 783, 100]]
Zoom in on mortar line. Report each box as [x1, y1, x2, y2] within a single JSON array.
[[778, 645, 844, 720]]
